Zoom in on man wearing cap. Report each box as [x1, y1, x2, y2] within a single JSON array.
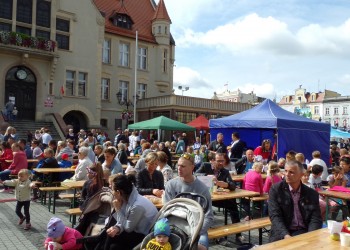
[[44, 217, 83, 249], [164, 154, 214, 250]]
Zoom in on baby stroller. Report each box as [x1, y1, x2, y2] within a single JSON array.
[[75, 187, 114, 250], [135, 192, 207, 250]]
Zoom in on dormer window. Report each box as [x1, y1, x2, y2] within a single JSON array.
[[112, 14, 133, 30]]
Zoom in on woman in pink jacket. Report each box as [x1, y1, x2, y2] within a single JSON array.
[[242, 162, 264, 220], [0, 141, 13, 170]]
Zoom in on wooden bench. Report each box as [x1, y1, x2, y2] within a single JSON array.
[[65, 207, 82, 227], [39, 186, 69, 214], [208, 217, 271, 245]]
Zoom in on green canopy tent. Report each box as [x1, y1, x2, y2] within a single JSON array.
[[128, 116, 195, 141]]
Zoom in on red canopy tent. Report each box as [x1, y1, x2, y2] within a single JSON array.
[[187, 115, 209, 130]]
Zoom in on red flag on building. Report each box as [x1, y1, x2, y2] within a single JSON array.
[[60, 86, 65, 95]]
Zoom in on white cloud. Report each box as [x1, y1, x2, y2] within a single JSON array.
[[176, 13, 350, 56], [173, 67, 213, 98]]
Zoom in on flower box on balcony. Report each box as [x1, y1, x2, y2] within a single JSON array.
[[0, 31, 56, 52]]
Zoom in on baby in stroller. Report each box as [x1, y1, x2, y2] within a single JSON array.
[[144, 218, 172, 250]]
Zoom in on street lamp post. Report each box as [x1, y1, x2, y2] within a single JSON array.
[[116, 91, 139, 127], [178, 86, 189, 96]]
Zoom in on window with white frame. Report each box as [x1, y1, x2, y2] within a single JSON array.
[[163, 49, 168, 73], [334, 107, 339, 115], [314, 106, 319, 115], [344, 107, 348, 115], [101, 78, 110, 100], [102, 39, 111, 63], [119, 43, 129, 67], [325, 107, 329, 115], [119, 80, 129, 101], [78, 72, 87, 96], [137, 83, 146, 99], [65, 70, 75, 96], [138, 47, 147, 70]]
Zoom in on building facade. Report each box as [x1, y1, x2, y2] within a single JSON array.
[[0, 0, 175, 137], [216, 88, 258, 104], [323, 96, 350, 129], [279, 85, 341, 122]]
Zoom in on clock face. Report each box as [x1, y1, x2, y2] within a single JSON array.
[[16, 69, 27, 80]]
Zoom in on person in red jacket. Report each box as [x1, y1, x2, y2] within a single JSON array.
[[0, 143, 27, 185], [0, 141, 13, 170], [44, 217, 83, 250]]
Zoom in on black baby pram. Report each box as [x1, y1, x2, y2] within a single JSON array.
[[75, 187, 114, 250], [135, 192, 207, 250]]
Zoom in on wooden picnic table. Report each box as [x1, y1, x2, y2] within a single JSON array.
[[148, 188, 259, 209], [318, 189, 350, 222], [61, 180, 86, 208], [33, 168, 75, 173], [6, 159, 38, 163], [256, 228, 344, 249]]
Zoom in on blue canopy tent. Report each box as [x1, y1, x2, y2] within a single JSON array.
[[331, 128, 350, 138], [209, 99, 330, 163]]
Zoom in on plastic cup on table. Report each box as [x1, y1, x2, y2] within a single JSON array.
[[340, 232, 350, 247]]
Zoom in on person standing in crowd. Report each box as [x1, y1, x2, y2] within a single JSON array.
[[66, 128, 77, 143], [114, 128, 127, 147], [41, 129, 52, 149], [208, 133, 227, 153], [268, 160, 322, 242], [175, 136, 185, 154], [5, 100, 14, 121], [228, 132, 246, 161]]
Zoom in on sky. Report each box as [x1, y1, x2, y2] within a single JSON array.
[[159, 0, 350, 101]]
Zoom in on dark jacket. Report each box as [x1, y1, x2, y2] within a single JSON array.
[[230, 140, 246, 160], [196, 163, 236, 191], [208, 140, 227, 154], [117, 150, 128, 165], [136, 168, 164, 195], [268, 180, 323, 242]]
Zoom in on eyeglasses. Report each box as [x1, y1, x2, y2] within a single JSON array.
[[263, 139, 271, 143], [181, 153, 194, 163]]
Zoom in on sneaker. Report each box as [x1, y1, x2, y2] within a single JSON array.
[[24, 223, 31, 230], [18, 217, 26, 225]]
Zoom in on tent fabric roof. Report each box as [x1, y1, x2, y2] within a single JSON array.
[[128, 116, 195, 131], [331, 128, 350, 138], [187, 115, 209, 130], [209, 99, 329, 132]]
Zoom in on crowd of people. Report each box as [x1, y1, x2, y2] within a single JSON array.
[[1, 124, 350, 249]]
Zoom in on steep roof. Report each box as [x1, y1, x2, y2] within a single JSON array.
[[94, 0, 171, 44], [152, 0, 172, 23]]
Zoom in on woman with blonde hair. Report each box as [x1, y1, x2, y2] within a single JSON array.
[[136, 152, 164, 197]]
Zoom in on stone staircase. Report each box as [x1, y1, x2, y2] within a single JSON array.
[[8, 120, 63, 142]]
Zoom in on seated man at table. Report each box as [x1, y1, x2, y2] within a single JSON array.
[[269, 160, 322, 242], [235, 149, 255, 174], [196, 152, 243, 244], [164, 153, 214, 250]]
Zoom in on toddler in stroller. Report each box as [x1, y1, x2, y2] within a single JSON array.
[[75, 187, 114, 250], [144, 218, 172, 250], [136, 193, 206, 250]]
